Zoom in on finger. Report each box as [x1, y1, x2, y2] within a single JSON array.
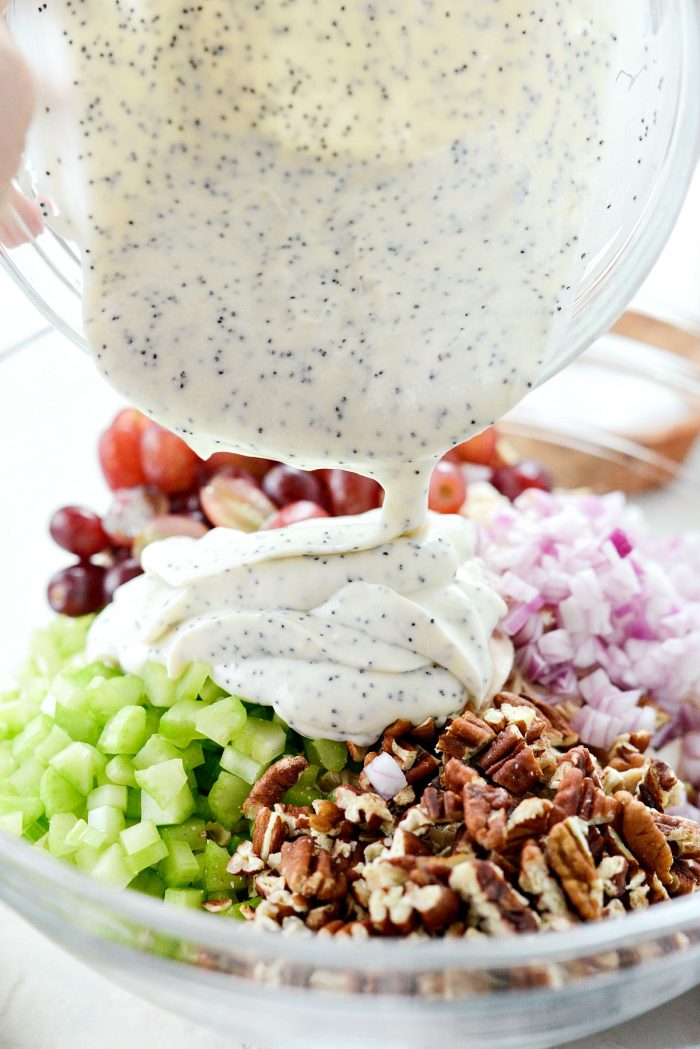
[[0, 184, 44, 248], [0, 22, 35, 206]]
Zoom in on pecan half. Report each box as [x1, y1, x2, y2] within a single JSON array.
[[242, 755, 309, 818], [618, 791, 674, 886], [463, 776, 511, 852], [546, 816, 603, 921], [437, 712, 496, 760], [280, 836, 348, 902], [477, 725, 542, 794]]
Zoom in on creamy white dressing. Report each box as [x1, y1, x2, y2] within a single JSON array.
[[15, 1, 626, 739], [88, 512, 511, 742]]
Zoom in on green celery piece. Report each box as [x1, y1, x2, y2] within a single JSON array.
[[207, 770, 250, 829], [98, 705, 149, 756], [229, 896, 261, 920], [179, 740, 206, 770], [87, 784, 128, 812], [48, 812, 80, 856], [160, 840, 202, 887], [0, 692, 44, 734], [199, 679, 227, 704], [121, 821, 168, 876], [54, 703, 100, 746], [282, 765, 321, 807], [130, 869, 165, 898], [0, 811, 24, 837], [40, 766, 85, 817], [87, 674, 144, 723], [9, 756, 46, 796], [203, 839, 232, 894], [91, 843, 133, 889], [126, 787, 142, 821], [164, 888, 203, 909], [104, 755, 138, 788], [0, 795, 44, 827], [10, 713, 52, 762], [34, 724, 73, 764], [49, 742, 104, 795], [160, 817, 206, 853], [140, 781, 196, 826], [194, 697, 246, 747], [159, 700, 206, 747], [175, 662, 210, 703], [220, 746, 266, 785], [74, 844, 103, 873], [233, 717, 286, 764], [0, 745, 17, 779], [30, 615, 95, 676], [24, 817, 49, 845], [135, 758, 188, 808], [65, 817, 108, 851], [142, 662, 179, 708], [88, 805, 126, 845], [304, 738, 347, 773], [133, 734, 180, 770]]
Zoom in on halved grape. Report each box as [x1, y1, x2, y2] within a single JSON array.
[[103, 486, 169, 548], [325, 469, 383, 515], [428, 460, 467, 515], [262, 464, 328, 508], [200, 474, 275, 531]]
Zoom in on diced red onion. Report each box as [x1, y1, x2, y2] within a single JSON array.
[[609, 529, 633, 558], [364, 752, 407, 800]]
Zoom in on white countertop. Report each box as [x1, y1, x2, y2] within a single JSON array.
[[2, 170, 700, 1049]]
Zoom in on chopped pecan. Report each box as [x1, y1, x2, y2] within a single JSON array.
[[550, 767, 618, 828], [387, 828, 432, 858], [241, 755, 309, 818], [420, 785, 443, 822], [443, 757, 482, 793], [437, 712, 496, 760], [227, 839, 265, 875], [546, 816, 603, 921], [618, 791, 674, 886], [608, 736, 648, 772], [671, 858, 700, 894], [346, 741, 368, 763], [598, 855, 628, 899], [463, 777, 511, 852], [450, 859, 540, 934], [305, 902, 342, 931], [477, 725, 542, 794], [637, 760, 678, 811], [252, 806, 288, 861], [505, 797, 552, 850], [652, 811, 700, 859], [405, 751, 440, 786], [309, 799, 344, 835], [279, 836, 348, 902], [409, 718, 438, 747], [519, 840, 572, 927], [410, 883, 461, 934], [334, 786, 395, 834]]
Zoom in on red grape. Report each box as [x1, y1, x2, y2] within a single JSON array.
[[203, 451, 273, 481], [451, 427, 498, 466], [140, 424, 200, 494], [325, 470, 383, 516], [262, 464, 328, 508], [200, 474, 276, 531], [47, 563, 106, 616], [133, 514, 209, 556], [112, 407, 150, 438], [103, 557, 144, 601], [428, 460, 467, 514], [263, 501, 330, 529], [491, 460, 553, 501], [49, 506, 109, 559], [98, 426, 147, 491], [103, 486, 169, 547]]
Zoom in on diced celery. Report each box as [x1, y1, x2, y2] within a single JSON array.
[[65, 817, 108, 851], [0, 693, 44, 733], [160, 817, 207, 853], [130, 869, 165, 898], [164, 887, 203, 909], [282, 765, 321, 807], [87, 674, 144, 723], [126, 787, 142, 820], [159, 700, 206, 747], [40, 766, 85, 817], [30, 615, 95, 675], [229, 896, 261, 920], [104, 755, 138, 787], [175, 662, 210, 703], [135, 758, 188, 808], [0, 811, 24, 837], [200, 679, 226, 704], [220, 745, 266, 785], [24, 817, 49, 845], [54, 703, 100, 746], [0, 744, 17, 779], [74, 844, 103, 873], [87, 784, 128, 812], [304, 738, 347, 773], [11, 714, 53, 762], [98, 705, 149, 755], [142, 662, 178, 708], [91, 843, 133, 889], [34, 724, 72, 764], [50, 742, 104, 795], [121, 820, 168, 875], [207, 770, 250, 828], [160, 839, 201, 887], [179, 740, 205, 770], [234, 717, 286, 764], [203, 839, 232, 894], [88, 805, 125, 844], [48, 812, 80, 856], [0, 794, 44, 827], [9, 756, 46, 796], [140, 782, 196, 826], [194, 697, 247, 747], [133, 734, 180, 770]]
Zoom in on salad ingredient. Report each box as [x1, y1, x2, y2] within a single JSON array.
[[324, 471, 383, 517], [49, 506, 109, 560], [200, 474, 276, 531], [140, 424, 200, 495], [102, 487, 169, 548], [103, 559, 143, 601], [262, 501, 329, 530], [491, 461, 553, 502], [452, 428, 499, 466], [262, 465, 328, 510], [47, 563, 106, 617], [428, 461, 467, 515], [98, 426, 147, 492]]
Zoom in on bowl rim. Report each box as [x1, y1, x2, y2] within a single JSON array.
[[2, 827, 700, 971]]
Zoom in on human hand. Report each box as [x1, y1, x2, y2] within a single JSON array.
[[0, 20, 43, 246]]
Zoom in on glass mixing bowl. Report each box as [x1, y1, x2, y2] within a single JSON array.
[[1, 1, 700, 387], [1, 329, 700, 1049]]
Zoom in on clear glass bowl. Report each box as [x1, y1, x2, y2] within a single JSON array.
[[1, 329, 700, 1049]]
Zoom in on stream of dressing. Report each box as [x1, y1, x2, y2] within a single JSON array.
[[16, 1, 620, 739]]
